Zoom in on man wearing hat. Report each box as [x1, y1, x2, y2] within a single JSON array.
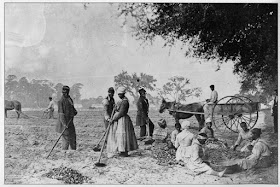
[[203, 85, 218, 119], [136, 86, 154, 139], [102, 87, 115, 130], [56, 85, 78, 150], [270, 89, 278, 133], [236, 128, 272, 170]]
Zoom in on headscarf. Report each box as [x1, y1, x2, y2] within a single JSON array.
[[117, 87, 126, 94], [181, 120, 191, 129]]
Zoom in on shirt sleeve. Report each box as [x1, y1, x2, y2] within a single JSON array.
[[234, 133, 243, 146], [210, 91, 218, 103], [174, 135, 180, 148], [248, 143, 263, 160], [102, 99, 110, 120], [171, 131, 176, 144], [57, 100, 64, 114]]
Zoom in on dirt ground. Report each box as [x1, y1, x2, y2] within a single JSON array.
[[4, 108, 278, 184]]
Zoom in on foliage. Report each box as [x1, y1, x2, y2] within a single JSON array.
[[118, 3, 278, 94], [159, 76, 202, 103], [114, 70, 157, 103]]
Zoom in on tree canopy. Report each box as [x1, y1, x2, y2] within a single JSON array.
[[118, 3, 278, 95], [158, 76, 202, 102], [114, 70, 157, 103]]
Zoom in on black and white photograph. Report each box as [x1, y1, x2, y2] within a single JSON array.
[[2, 1, 278, 185]]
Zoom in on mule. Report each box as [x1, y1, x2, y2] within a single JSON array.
[[159, 99, 205, 130], [5, 100, 23, 119]]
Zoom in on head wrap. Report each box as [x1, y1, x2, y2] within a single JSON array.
[[138, 86, 146, 93], [197, 133, 207, 140], [62, 85, 70, 93], [181, 120, 191, 129], [108, 87, 115, 93], [158, 119, 167, 128], [117, 87, 126, 94], [251, 128, 262, 136], [205, 117, 212, 123]]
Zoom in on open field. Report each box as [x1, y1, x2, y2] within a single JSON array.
[[4, 108, 278, 184]]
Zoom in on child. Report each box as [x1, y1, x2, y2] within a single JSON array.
[[171, 122, 181, 147]]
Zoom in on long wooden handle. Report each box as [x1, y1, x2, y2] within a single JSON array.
[[95, 108, 116, 147], [96, 120, 112, 163], [46, 118, 73, 159]]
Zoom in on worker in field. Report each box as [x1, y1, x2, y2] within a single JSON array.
[[55, 85, 78, 150], [270, 89, 278, 133], [203, 85, 218, 119], [107, 87, 138, 157], [230, 122, 252, 152], [136, 86, 155, 140], [236, 128, 272, 170], [175, 120, 195, 162], [152, 119, 168, 143], [102, 87, 115, 130], [45, 96, 55, 119]]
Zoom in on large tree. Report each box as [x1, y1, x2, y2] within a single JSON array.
[[114, 70, 157, 103], [159, 76, 202, 103], [118, 3, 278, 95]]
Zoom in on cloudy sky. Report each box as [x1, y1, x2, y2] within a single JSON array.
[[5, 3, 241, 102]]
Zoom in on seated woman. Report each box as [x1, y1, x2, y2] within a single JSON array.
[[237, 128, 272, 170], [230, 122, 252, 152], [152, 119, 168, 143], [170, 122, 181, 147], [183, 133, 226, 177], [175, 120, 194, 161]]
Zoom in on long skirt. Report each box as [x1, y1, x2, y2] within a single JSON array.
[[185, 158, 213, 174], [106, 115, 138, 155], [176, 145, 191, 161]]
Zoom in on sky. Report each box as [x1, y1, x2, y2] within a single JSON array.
[[5, 3, 241, 103]]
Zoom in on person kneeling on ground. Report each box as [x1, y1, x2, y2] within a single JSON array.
[[199, 117, 214, 139], [183, 133, 226, 177], [175, 120, 194, 162], [152, 119, 168, 143], [230, 122, 251, 152], [170, 122, 181, 148], [236, 128, 272, 170]]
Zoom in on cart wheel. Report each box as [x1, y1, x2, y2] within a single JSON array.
[[211, 96, 258, 133]]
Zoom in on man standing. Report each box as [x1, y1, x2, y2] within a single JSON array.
[[136, 86, 154, 139], [271, 89, 278, 133], [102, 87, 115, 130], [203, 85, 218, 119], [45, 96, 55, 119], [55, 86, 78, 150]]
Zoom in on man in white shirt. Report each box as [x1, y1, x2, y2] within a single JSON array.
[[203, 85, 218, 119], [45, 97, 55, 119]]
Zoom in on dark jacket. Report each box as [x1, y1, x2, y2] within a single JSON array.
[[136, 96, 149, 126], [103, 96, 115, 120], [55, 95, 77, 133]]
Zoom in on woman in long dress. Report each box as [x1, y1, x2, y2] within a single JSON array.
[[106, 87, 138, 157]]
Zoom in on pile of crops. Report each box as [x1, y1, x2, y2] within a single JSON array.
[[43, 166, 90, 184], [205, 142, 250, 164], [151, 141, 177, 166]]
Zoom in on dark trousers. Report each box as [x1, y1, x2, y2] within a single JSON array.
[[140, 118, 154, 137], [62, 125, 77, 150], [48, 108, 54, 119], [274, 113, 278, 133]]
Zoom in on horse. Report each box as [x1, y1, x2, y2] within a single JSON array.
[[5, 100, 25, 119], [159, 98, 205, 130]]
